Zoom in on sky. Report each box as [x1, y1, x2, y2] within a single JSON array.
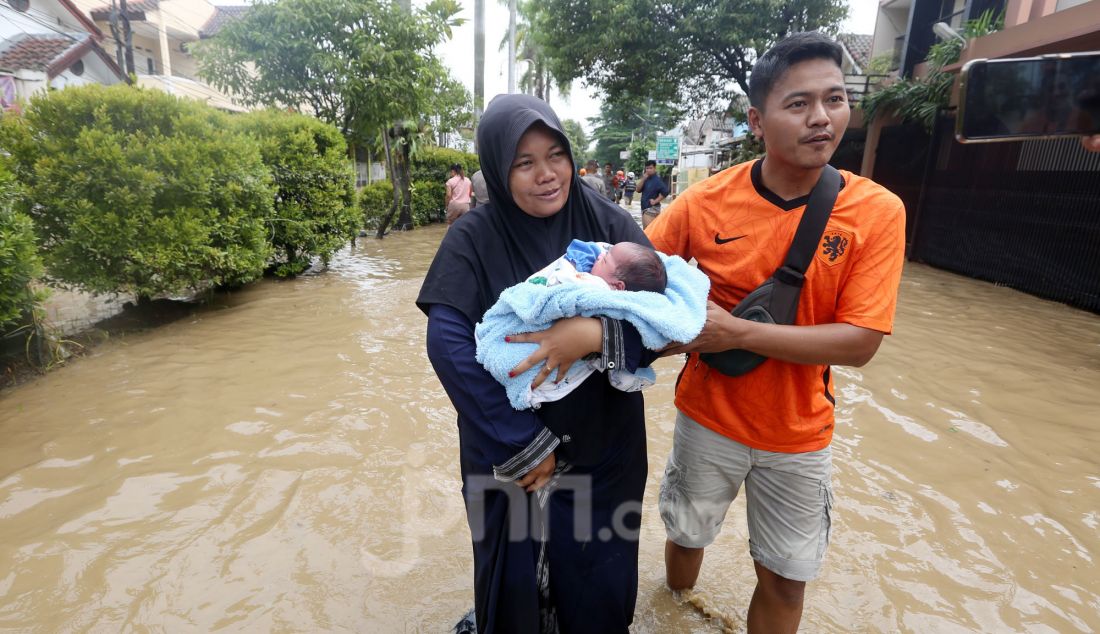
[[435, 0, 881, 133]]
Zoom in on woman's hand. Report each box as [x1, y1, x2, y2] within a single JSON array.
[[506, 316, 603, 389], [516, 452, 555, 492]]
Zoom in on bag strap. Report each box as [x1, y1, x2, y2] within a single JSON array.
[[779, 164, 842, 278]]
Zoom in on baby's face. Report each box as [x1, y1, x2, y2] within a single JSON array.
[[590, 243, 628, 290]]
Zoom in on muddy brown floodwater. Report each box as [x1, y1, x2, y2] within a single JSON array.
[[1, 224, 1098, 633]]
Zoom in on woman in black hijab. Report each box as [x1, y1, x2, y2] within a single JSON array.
[[417, 94, 655, 633]]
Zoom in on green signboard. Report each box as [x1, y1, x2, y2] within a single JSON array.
[[655, 135, 679, 164]]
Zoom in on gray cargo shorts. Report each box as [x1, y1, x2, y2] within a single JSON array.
[[658, 411, 834, 582]]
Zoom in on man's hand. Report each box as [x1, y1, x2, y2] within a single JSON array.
[[659, 301, 743, 356], [506, 316, 603, 389], [1082, 135, 1100, 152], [516, 452, 555, 492]]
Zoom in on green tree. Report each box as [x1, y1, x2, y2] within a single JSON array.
[[560, 118, 589, 160], [532, 0, 847, 112], [497, 0, 571, 103], [861, 11, 1001, 131], [195, 0, 463, 236], [589, 99, 681, 168]]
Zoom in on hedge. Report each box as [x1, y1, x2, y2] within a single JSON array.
[[360, 179, 447, 230], [0, 162, 41, 333], [409, 146, 479, 183], [231, 110, 358, 276], [1, 85, 273, 299]]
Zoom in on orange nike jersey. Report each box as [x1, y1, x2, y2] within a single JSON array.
[[646, 160, 906, 452]]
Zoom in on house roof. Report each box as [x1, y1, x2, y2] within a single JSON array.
[[58, 0, 105, 39], [0, 31, 124, 80], [199, 5, 250, 39], [0, 33, 83, 73], [837, 33, 873, 70]]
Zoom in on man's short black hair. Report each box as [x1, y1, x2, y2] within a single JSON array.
[[645, 159, 657, 168], [748, 32, 843, 110]]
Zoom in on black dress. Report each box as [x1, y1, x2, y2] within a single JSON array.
[[417, 94, 654, 634]]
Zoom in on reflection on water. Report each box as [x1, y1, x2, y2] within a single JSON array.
[[1, 225, 1098, 632]]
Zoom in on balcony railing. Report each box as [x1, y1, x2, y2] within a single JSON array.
[[845, 74, 891, 104]]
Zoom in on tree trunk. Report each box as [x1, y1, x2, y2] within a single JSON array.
[[394, 127, 413, 231], [376, 131, 400, 239]]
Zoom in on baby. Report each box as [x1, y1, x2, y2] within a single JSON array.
[[527, 240, 667, 293], [477, 239, 674, 409]]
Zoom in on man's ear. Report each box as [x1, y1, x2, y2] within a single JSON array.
[[748, 106, 764, 140]]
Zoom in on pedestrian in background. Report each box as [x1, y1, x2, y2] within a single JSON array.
[[581, 160, 607, 196], [602, 163, 616, 201], [471, 168, 489, 207], [623, 171, 637, 206], [636, 160, 669, 228], [445, 163, 473, 225]]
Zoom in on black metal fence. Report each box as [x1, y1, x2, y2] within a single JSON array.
[[907, 116, 1100, 313]]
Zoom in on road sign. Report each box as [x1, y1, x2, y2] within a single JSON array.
[[656, 135, 679, 165]]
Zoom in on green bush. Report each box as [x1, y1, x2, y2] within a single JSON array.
[[2, 84, 273, 299], [0, 162, 42, 333], [411, 180, 446, 226], [409, 146, 479, 183], [359, 180, 394, 231], [232, 110, 358, 276], [360, 179, 447, 230]]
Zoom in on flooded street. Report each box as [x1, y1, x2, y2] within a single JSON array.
[[1, 224, 1098, 632]]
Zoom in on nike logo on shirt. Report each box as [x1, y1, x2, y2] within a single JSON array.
[[714, 233, 748, 244]]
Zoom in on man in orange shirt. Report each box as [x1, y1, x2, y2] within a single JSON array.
[[645, 32, 906, 633]]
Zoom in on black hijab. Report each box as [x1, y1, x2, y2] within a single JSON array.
[[417, 94, 649, 323]]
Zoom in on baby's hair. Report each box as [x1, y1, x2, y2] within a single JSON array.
[[614, 243, 667, 293]]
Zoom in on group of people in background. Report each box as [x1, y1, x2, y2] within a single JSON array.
[[575, 158, 670, 228], [445, 147, 673, 232]]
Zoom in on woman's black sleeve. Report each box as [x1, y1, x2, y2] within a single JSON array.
[[426, 304, 558, 480]]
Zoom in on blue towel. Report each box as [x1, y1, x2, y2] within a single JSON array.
[[475, 252, 710, 409]]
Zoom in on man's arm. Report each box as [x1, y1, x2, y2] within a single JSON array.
[[661, 301, 884, 367]]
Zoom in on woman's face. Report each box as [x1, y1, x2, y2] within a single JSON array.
[[508, 125, 572, 218]]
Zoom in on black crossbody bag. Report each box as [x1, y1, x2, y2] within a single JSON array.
[[699, 165, 842, 377]]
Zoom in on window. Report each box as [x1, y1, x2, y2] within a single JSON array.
[[146, 57, 155, 74], [8, 0, 30, 12], [70, 59, 84, 76]]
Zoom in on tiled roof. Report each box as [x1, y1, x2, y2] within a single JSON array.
[[200, 5, 250, 39], [0, 33, 84, 73], [838, 33, 874, 70]]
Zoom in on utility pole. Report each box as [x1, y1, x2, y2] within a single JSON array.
[[119, 0, 136, 82], [107, 0, 125, 77], [507, 0, 516, 94]]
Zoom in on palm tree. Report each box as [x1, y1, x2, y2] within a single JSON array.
[[497, 0, 569, 103]]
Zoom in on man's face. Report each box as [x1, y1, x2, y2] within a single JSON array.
[[748, 58, 849, 172], [645, 165, 656, 176], [604, 164, 612, 174]]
